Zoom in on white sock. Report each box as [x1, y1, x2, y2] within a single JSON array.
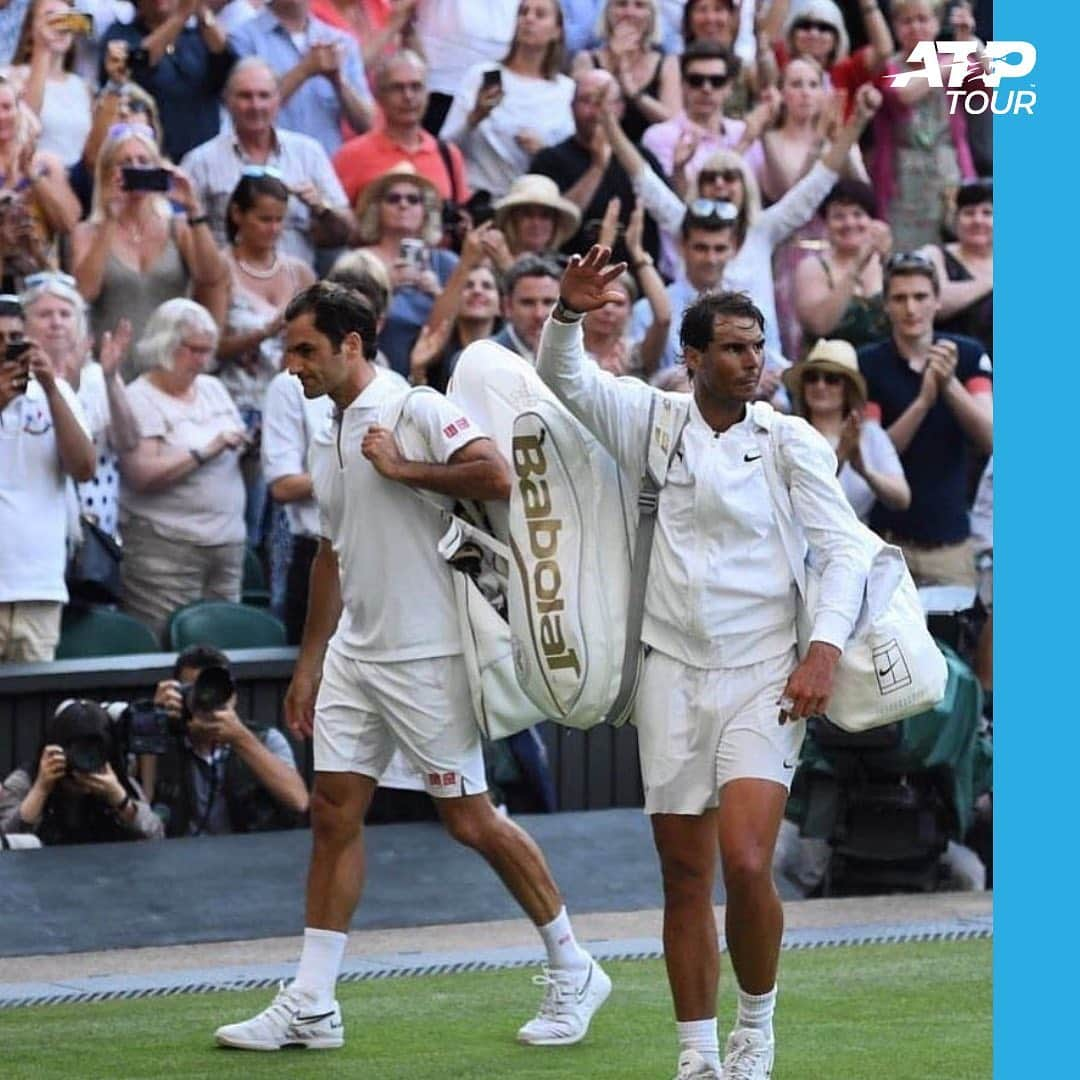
[[676, 1018, 721, 1071], [291, 927, 348, 1009], [537, 907, 590, 970], [736, 985, 777, 1040]]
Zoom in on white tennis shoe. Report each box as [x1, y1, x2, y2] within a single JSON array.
[[214, 983, 344, 1051], [722, 1027, 775, 1079], [516, 957, 612, 1046], [674, 1047, 722, 1078]]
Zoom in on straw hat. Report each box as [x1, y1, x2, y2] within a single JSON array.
[[353, 162, 442, 218], [782, 338, 867, 405], [493, 175, 582, 250]]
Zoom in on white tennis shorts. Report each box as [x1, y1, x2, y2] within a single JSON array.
[[313, 646, 487, 798], [634, 647, 806, 815]]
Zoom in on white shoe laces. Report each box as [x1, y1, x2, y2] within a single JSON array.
[[255, 981, 305, 1029], [530, 966, 574, 1020], [723, 1030, 770, 1080]]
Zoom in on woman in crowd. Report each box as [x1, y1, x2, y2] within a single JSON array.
[[0, 73, 80, 290], [21, 272, 139, 539], [920, 177, 992, 354], [0, 699, 163, 845], [217, 170, 315, 545], [783, 338, 909, 524], [6, 0, 93, 169], [117, 299, 248, 642], [71, 125, 225, 374], [493, 173, 580, 259], [572, 0, 680, 142], [352, 163, 457, 377], [871, 0, 975, 250], [793, 179, 891, 351], [442, 0, 575, 199]]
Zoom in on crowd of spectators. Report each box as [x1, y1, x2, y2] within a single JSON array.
[[0, 0, 993, 849]]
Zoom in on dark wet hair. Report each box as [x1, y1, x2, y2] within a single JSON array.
[[225, 172, 290, 244], [680, 290, 765, 354]]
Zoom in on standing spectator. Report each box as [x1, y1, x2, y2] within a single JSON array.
[[793, 179, 892, 354], [920, 177, 992, 356], [217, 170, 315, 546], [858, 253, 992, 586], [0, 294, 95, 663], [492, 174, 580, 260], [0, 73, 81, 290], [871, 0, 975, 250], [351, 163, 457, 376], [571, 0, 680, 143], [118, 298, 248, 641], [21, 272, 139, 539], [332, 49, 469, 208], [72, 126, 226, 367], [945, 0, 991, 177], [101, 0, 236, 163], [0, 0, 32, 67], [5, 0, 94, 169], [441, 0, 575, 200], [228, 0, 374, 156], [309, 0, 421, 73], [181, 58, 352, 268], [782, 338, 909, 523], [490, 253, 561, 363]]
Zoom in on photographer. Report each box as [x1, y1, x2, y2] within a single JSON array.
[[0, 699, 163, 844], [139, 644, 308, 837]]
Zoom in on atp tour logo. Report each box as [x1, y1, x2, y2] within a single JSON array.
[[887, 40, 1037, 116]]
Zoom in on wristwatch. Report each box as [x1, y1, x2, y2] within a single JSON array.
[[552, 297, 585, 324]]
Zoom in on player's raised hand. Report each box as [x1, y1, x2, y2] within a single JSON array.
[[558, 245, 628, 314]]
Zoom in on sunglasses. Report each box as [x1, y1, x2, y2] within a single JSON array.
[[107, 122, 156, 142], [241, 164, 285, 180], [884, 251, 934, 272], [23, 271, 78, 290], [383, 191, 423, 206], [685, 72, 729, 89], [698, 168, 743, 186], [687, 198, 739, 223], [803, 370, 844, 386], [793, 18, 837, 34]]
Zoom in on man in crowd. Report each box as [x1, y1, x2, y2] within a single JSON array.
[[490, 255, 562, 364], [332, 50, 470, 208], [858, 254, 993, 586], [229, 0, 373, 156], [538, 245, 871, 1080], [181, 57, 353, 266], [530, 68, 665, 262], [0, 295, 95, 663], [143, 644, 308, 835], [214, 282, 610, 1052]]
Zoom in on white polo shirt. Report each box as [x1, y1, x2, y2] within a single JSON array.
[[310, 370, 485, 662], [0, 377, 91, 603]]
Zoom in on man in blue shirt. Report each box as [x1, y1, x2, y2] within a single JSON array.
[[229, 0, 373, 156]]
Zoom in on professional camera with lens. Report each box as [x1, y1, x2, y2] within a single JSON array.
[[122, 665, 236, 755]]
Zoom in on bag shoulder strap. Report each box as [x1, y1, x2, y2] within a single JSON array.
[[436, 138, 460, 205], [607, 392, 690, 724]]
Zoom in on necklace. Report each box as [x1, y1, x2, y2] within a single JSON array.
[[236, 253, 280, 279]]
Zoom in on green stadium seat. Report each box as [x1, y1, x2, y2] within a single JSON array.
[[167, 600, 287, 652], [242, 546, 271, 608], [56, 605, 160, 659]]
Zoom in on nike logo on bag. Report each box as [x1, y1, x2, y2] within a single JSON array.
[[294, 1011, 335, 1025], [744, 453, 762, 462]]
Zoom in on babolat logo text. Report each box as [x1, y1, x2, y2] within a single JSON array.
[[889, 40, 1037, 116], [512, 433, 581, 678]]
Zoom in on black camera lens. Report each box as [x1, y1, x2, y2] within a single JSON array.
[[187, 665, 235, 715], [66, 736, 108, 774]]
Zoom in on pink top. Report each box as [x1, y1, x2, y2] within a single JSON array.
[[641, 111, 765, 184]]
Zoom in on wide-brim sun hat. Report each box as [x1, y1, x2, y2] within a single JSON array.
[[782, 338, 867, 404], [353, 162, 442, 219], [493, 174, 582, 250]]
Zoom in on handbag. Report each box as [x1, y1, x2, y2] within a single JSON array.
[[66, 515, 123, 605], [753, 405, 948, 733]]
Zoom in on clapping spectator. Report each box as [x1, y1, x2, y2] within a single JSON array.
[[441, 0, 575, 199], [72, 125, 226, 368], [0, 699, 163, 844], [5, 0, 94, 169], [351, 163, 457, 376], [21, 272, 140, 539], [218, 169, 315, 545], [118, 298, 248, 641], [783, 338, 909, 523], [310, 0, 421, 72], [794, 179, 891, 351], [0, 293, 95, 663], [571, 0, 680, 143], [228, 0, 373, 156], [101, 0, 236, 163], [919, 177, 992, 355]]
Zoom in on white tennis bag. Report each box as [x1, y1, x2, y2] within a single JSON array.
[[752, 403, 948, 733]]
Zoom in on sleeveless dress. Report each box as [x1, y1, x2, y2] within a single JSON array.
[[936, 245, 993, 355], [801, 254, 889, 353], [590, 46, 664, 144]]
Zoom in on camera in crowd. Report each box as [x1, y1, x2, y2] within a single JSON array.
[[120, 664, 236, 756]]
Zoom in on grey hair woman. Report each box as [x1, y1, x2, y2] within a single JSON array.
[[118, 298, 249, 641]]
